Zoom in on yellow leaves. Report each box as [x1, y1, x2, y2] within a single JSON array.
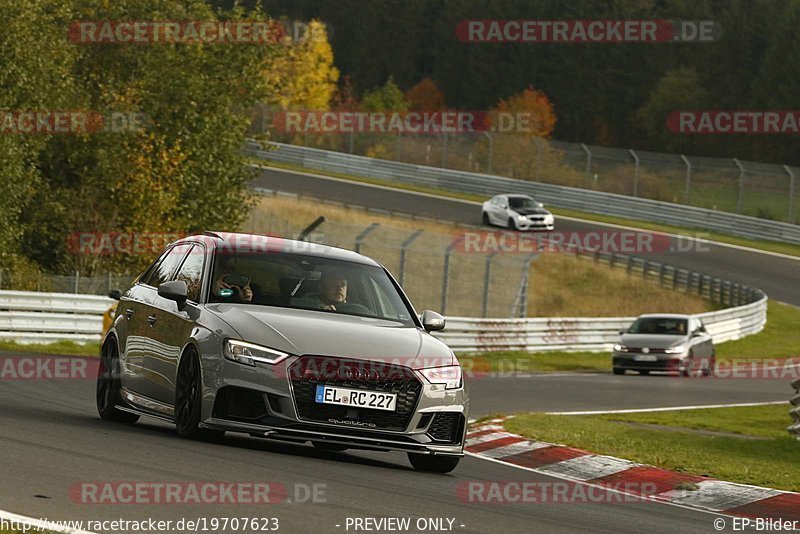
[[493, 87, 556, 138], [263, 19, 339, 110]]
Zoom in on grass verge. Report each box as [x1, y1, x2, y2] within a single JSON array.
[[716, 301, 800, 361], [505, 404, 799, 491], [0, 340, 99, 357], [252, 159, 800, 258]]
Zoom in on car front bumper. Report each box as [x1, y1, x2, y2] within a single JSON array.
[[613, 353, 688, 372], [516, 219, 555, 231], [200, 355, 469, 456]]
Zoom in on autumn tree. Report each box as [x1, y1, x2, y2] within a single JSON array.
[[405, 78, 445, 111]]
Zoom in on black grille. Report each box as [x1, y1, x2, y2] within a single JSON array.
[[289, 356, 423, 432], [427, 412, 464, 443]]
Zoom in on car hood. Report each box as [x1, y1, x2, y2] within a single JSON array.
[[514, 207, 551, 216], [620, 333, 688, 349], [205, 304, 453, 369]]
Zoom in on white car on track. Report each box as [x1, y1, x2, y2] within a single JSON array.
[[481, 194, 555, 231]]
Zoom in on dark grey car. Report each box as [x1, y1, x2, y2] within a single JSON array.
[[612, 314, 716, 376], [97, 232, 468, 473]]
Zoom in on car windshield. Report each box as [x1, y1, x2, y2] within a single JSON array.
[[627, 318, 688, 335], [208, 251, 415, 326], [508, 197, 537, 209]]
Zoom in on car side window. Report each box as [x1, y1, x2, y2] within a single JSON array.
[[143, 244, 192, 288], [173, 244, 205, 303]]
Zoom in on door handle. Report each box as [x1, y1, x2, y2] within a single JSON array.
[[125, 308, 135, 319], [147, 314, 157, 326]]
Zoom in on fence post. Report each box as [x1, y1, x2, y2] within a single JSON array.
[[0, 268, 3, 289], [354, 223, 380, 254], [441, 132, 448, 168], [74, 270, 80, 294], [580, 143, 592, 178], [440, 238, 461, 315], [681, 154, 692, 203], [398, 229, 423, 286], [348, 130, 355, 154], [107, 272, 112, 293], [784, 165, 796, 223], [533, 137, 544, 180], [733, 159, 745, 214], [483, 131, 493, 174], [481, 252, 497, 317], [515, 252, 538, 318], [629, 149, 640, 197]]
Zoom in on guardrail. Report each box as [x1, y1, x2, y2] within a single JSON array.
[[247, 141, 800, 246], [0, 283, 766, 352], [437, 295, 767, 353], [790, 378, 800, 440], [0, 291, 112, 344]]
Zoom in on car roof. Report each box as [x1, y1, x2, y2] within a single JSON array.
[[493, 194, 533, 199], [181, 232, 381, 267]]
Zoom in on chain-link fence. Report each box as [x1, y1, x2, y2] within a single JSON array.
[[0, 270, 135, 295], [248, 207, 535, 317], [250, 106, 799, 225]]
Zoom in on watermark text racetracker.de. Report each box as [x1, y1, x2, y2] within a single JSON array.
[[668, 110, 800, 134], [271, 110, 538, 134], [0, 111, 147, 135], [0, 355, 96, 381], [70, 481, 326, 505], [1, 516, 281, 533], [456, 19, 719, 43], [457, 480, 658, 504], [453, 230, 710, 255]]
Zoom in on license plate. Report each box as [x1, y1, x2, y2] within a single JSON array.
[[315, 385, 397, 411], [634, 355, 658, 362]]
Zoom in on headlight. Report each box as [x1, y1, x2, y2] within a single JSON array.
[[544, 214, 554, 222], [613, 344, 629, 352], [665, 345, 687, 354], [517, 214, 527, 221], [224, 339, 289, 366], [418, 365, 462, 389]]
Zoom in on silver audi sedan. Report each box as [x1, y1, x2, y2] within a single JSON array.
[[97, 232, 468, 473], [612, 314, 716, 376]]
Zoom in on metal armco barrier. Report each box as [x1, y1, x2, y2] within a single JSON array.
[[0, 286, 766, 352], [790, 378, 800, 440], [247, 142, 800, 246], [435, 294, 767, 352], [0, 291, 112, 344]]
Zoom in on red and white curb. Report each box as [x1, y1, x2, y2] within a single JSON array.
[[466, 418, 800, 521]]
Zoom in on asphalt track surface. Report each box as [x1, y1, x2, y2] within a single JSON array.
[[3, 167, 793, 532], [1, 378, 723, 534], [251, 166, 800, 307]]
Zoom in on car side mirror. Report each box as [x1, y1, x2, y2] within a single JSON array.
[[158, 280, 188, 306], [692, 330, 702, 337], [421, 310, 446, 332], [108, 289, 121, 300]]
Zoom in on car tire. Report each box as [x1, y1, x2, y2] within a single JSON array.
[[482, 212, 491, 226], [612, 367, 625, 375], [312, 442, 348, 452], [507, 217, 518, 231], [638, 370, 650, 376], [407, 453, 461, 474], [96, 336, 140, 424], [701, 354, 715, 377], [175, 348, 223, 441]]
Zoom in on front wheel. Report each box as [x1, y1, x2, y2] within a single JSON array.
[[175, 349, 223, 441], [507, 217, 518, 231], [408, 453, 461, 474], [96, 337, 139, 424], [612, 367, 625, 375], [482, 212, 491, 226]]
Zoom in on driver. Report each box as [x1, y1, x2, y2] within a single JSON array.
[[315, 268, 348, 310], [213, 257, 253, 302]]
